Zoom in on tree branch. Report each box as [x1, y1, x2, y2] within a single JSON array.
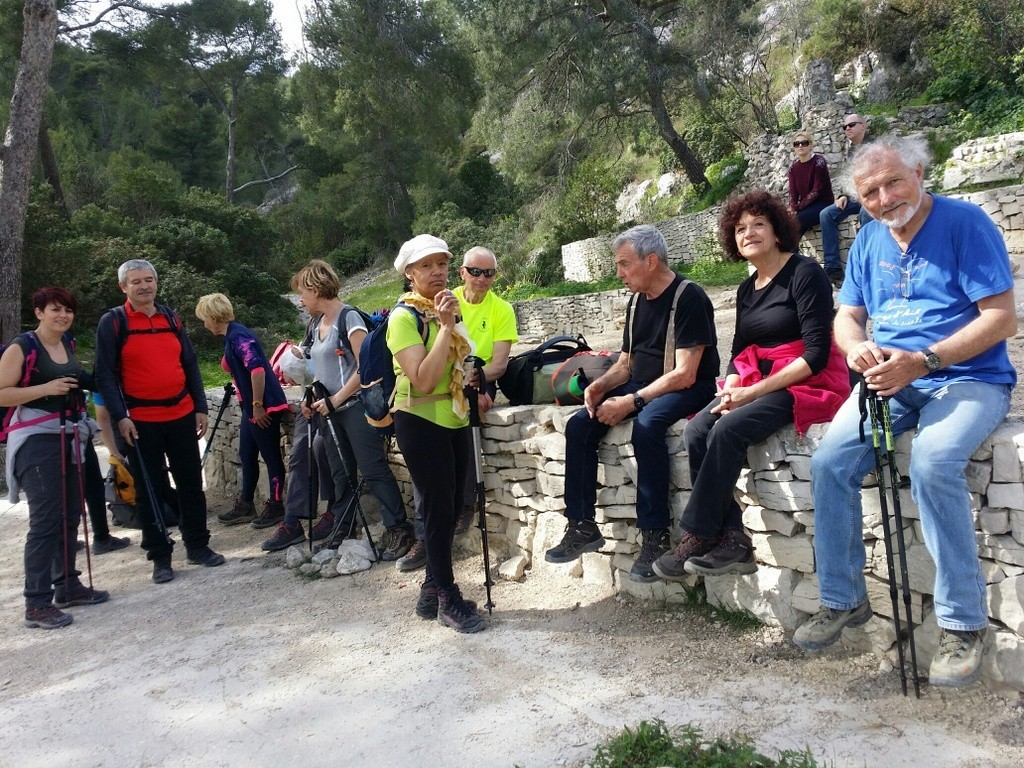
[[232, 165, 300, 195]]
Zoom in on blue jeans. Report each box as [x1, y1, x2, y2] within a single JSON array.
[[564, 380, 717, 530], [819, 201, 872, 271], [810, 381, 1011, 631]]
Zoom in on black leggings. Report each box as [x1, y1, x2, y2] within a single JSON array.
[[394, 411, 470, 589]]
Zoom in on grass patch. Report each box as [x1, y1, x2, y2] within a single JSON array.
[[677, 258, 748, 287], [589, 720, 821, 767], [341, 276, 407, 313]]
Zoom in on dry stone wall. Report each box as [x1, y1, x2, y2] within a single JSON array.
[[204, 387, 1024, 692]]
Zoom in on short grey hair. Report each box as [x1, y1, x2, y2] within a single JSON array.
[[462, 246, 497, 267], [851, 134, 932, 184], [118, 259, 158, 285], [611, 225, 669, 265]]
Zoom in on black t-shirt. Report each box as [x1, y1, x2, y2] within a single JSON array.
[[726, 254, 834, 376], [622, 274, 720, 386], [16, 333, 82, 413]]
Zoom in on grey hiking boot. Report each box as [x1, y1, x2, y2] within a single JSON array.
[[218, 498, 256, 526], [793, 601, 872, 650], [629, 528, 671, 582], [544, 519, 604, 563], [380, 523, 415, 562], [651, 531, 716, 581], [396, 539, 427, 572], [261, 522, 306, 552], [684, 528, 757, 576], [152, 556, 175, 584], [186, 546, 226, 567], [929, 629, 986, 687], [92, 535, 131, 555]]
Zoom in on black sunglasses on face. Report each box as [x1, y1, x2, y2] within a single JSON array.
[[464, 266, 497, 277], [792, 140, 810, 148], [843, 122, 861, 130]]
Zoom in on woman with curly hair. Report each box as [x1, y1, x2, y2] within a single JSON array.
[[654, 190, 850, 581]]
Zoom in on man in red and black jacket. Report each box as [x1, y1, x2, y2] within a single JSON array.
[[95, 259, 224, 584]]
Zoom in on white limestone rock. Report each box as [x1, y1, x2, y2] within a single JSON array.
[[498, 555, 528, 582], [582, 551, 616, 587], [751, 532, 814, 573], [703, 566, 806, 630], [988, 483, 1024, 511], [285, 545, 310, 569], [752, 479, 813, 512], [988, 574, 1024, 634]]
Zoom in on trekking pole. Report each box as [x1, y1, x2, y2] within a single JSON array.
[[59, 394, 72, 600], [304, 386, 315, 554], [879, 395, 921, 698], [117, 386, 173, 547], [69, 389, 95, 591], [859, 386, 919, 698], [201, 381, 235, 469], [313, 381, 379, 561], [465, 356, 494, 614]]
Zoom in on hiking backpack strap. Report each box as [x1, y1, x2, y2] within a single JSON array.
[[663, 278, 691, 376], [109, 303, 190, 408]]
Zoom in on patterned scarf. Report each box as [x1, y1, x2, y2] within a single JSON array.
[[398, 292, 472, 420]]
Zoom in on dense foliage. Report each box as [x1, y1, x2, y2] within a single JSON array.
[[1, 0, 1022, 333]]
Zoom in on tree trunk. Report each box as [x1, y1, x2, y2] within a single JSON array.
[[646, 74, 709, 190], [0, 0, 59, 340], [225, 111, 236, 203], [37, 115, 66, 213]]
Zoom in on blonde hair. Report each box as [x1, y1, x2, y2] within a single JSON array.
[[792, 130, 813, 147], [195, 293, 234, 324], [291, 259, 340, 298]]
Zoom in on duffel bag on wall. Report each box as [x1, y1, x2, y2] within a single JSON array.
[[498, 335, 591, 405]]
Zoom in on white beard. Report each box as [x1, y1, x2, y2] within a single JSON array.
[[880, 199, 919, 230]]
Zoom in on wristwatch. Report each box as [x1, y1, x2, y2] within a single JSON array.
[[632, 393, 646, 412], [252, 400, 264, 409], [922, 348, 941, 372]]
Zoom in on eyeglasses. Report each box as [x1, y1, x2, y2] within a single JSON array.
[[464, 266, 496, 278], [842, 121, 862, 130], [792, 140, 810, 148]]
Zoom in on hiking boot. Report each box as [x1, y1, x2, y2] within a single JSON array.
[[186, 546, 226, 567], [793, 601, 872, 650], [310, 511, 336, 541], [454, 504, 474, 537], [684, 528, 757, 576], [929, 629, 986, 687], [92, 535, 131, 555], [629, 528, 671, 583], [261, 522, 307, 552], [249, 499, 285, 529], [396, 539, 427, 572], [54, 583, 110, 608], [651, 531, 716, 581], [544, 519, 604, 563], [437, 584, 486, 633], [218, 498, 256, 526], [24, 605, 73, 629], [415, 581, 478, 620], [323, 518, 355, 550], [152, 556, 175, 584], [826, 267, 845, 289], [380, 523, 415, 562]]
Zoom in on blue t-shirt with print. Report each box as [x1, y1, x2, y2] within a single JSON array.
[[838, 194, 1015, 388]]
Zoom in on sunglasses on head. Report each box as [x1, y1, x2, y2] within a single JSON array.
[[464, 266, 496, 278], [842, 121, 862, 130], [792, 140, 810, 148]]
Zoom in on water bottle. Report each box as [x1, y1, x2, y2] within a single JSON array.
[[568, 368, 589, 398]]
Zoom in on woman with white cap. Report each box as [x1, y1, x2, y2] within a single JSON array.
[[388, 234, 484, 633]]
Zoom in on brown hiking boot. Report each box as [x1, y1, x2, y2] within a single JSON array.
[[652, 531, 716, 581], [218, 497, 256, 526]]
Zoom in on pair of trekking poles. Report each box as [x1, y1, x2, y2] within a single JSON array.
[[307, 359, 495, 615], [858, 384, 921, 698]]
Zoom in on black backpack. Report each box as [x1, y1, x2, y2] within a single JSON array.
[[497, 335, 591, 406]]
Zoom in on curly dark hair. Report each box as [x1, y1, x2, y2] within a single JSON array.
[[31, 287, 77, 314], [717, 190, 799, 262]]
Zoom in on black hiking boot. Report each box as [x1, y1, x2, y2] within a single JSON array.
[[261, 522, 306, 552], [629, 528, 671, 582], [310, 511, 336, 542], [54, 583, 110, 608], [437, 584, 486, 633], [651, 531, 716, 581], [454, 504, 474, 537], [92, 535, 131, 555], [415, 581, 478, 620], [250, 499, 285, 529], [684, 528, 757, 576], [152, 556, 175, 584], [218, 498, 256, 526], [544, 519, 604, 563], [186, 546, 226, 567]]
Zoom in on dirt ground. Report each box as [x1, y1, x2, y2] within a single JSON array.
[[2, 267, 1023, 768]]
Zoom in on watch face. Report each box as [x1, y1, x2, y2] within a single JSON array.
[[925, 353, 941, 371]]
